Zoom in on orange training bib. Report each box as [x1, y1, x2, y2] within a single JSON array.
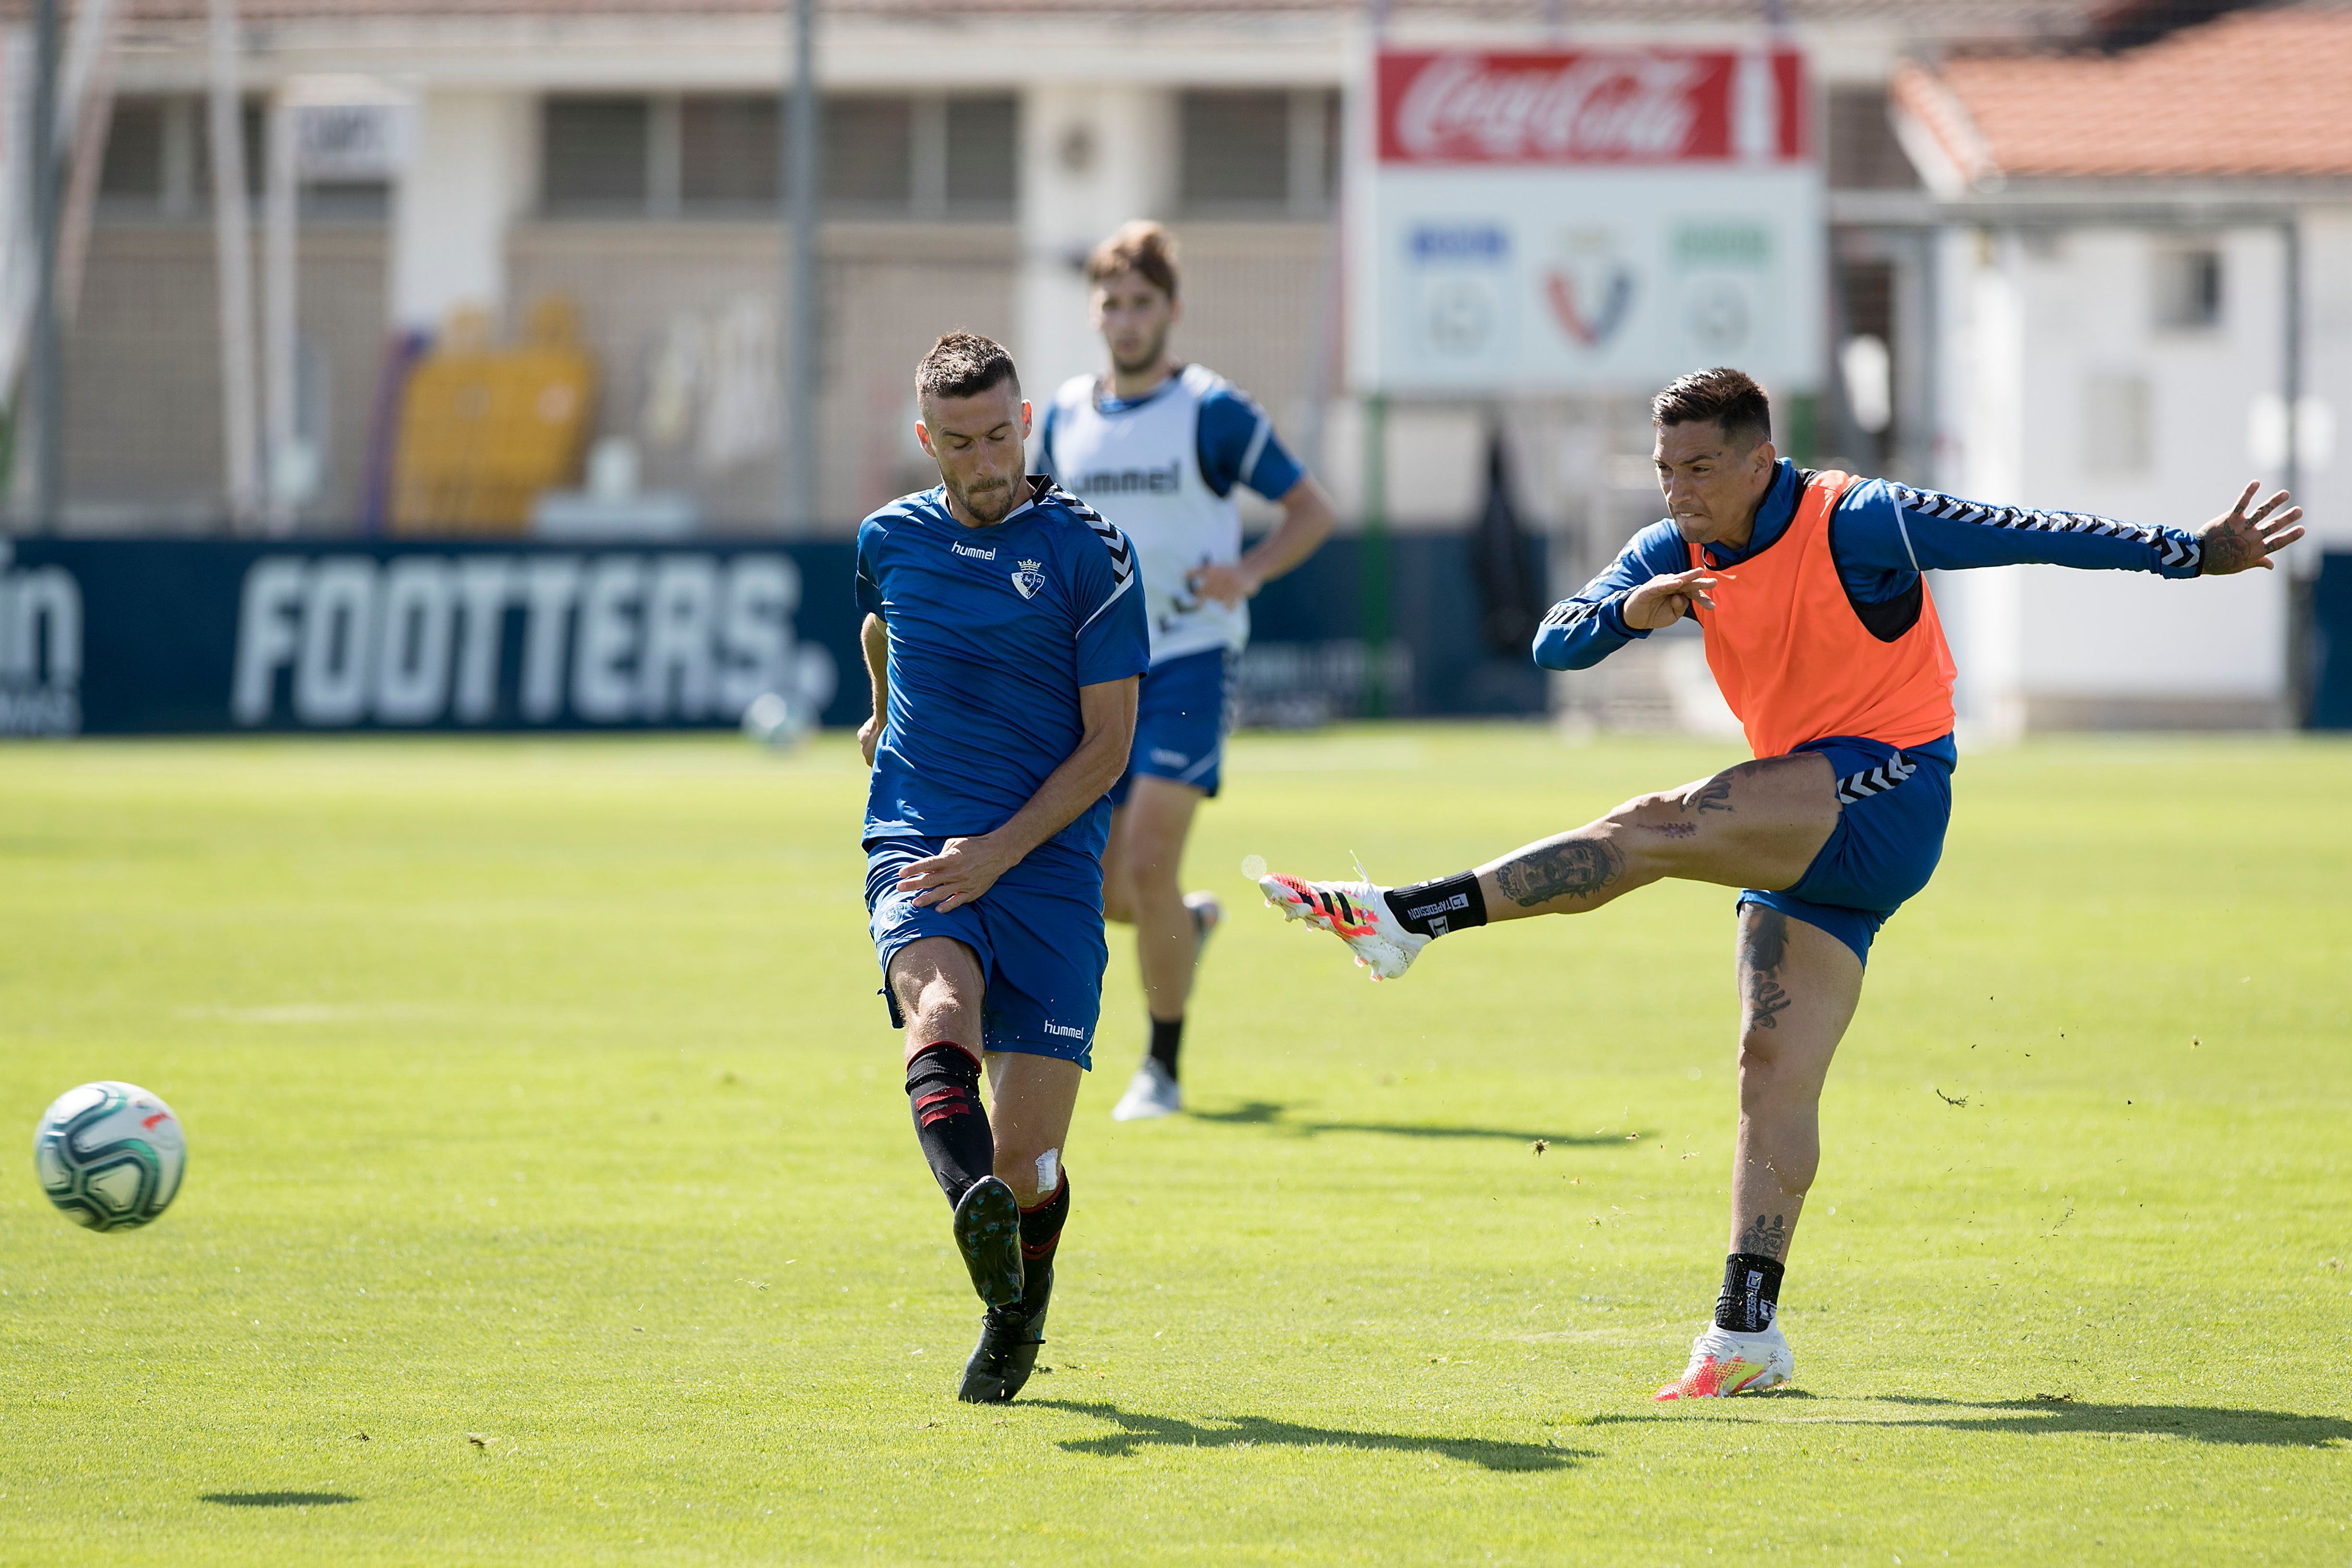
[[1686, 470, 1957, 759]]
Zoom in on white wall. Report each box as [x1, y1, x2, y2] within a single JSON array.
[[1014, 85, 1175, 408], [1941, 222, 2300, 729]]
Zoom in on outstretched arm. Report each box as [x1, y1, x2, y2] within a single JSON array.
[[1836, 479, 2303, 584], [894, 676, 1140, 912]]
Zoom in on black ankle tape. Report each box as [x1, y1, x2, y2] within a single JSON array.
[[1714, 1252, 1786, 1333], [1385, 872, 1488, 939]]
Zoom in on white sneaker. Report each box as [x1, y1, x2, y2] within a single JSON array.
[[1653, 1322, 1794, 1401], [1110, 1057, 1182, 1121], [1258, 873, 1429, 981]]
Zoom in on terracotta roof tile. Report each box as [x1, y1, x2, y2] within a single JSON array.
[[71, 0, 2116, 28], [1912, 2, 2352, 179]]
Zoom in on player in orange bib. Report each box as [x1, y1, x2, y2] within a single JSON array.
[[1259, 367, 2304, 1401]]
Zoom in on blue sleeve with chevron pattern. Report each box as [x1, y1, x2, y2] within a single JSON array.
[[1833, 478, 2203, 599], [1531, 520, 1691, 671]]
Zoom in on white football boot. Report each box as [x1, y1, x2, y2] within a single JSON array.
[[1258, 873, 1428, 981], [1653, 1322, 1795, 1401], [1110, 1056, 1181, 1122]]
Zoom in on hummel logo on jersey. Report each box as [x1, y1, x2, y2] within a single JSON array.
[[1077, 462, 1181, 496], [951, 540, 998, 560], [1010, 559, 1047, 600]]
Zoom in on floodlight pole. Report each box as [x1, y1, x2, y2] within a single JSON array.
[[206, 0, 260, 529], [782, 0, 820, 532], [28, 0, 64, 526]]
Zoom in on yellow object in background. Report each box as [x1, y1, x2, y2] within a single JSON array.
[[392, 298, 597, 534]]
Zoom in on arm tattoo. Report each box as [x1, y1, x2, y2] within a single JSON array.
[[1736, 1211, 1788, 1259], [1743, 908, 1792, 1030], [1493, 837, 1623, 908], [1644, 821, 1699, 839]]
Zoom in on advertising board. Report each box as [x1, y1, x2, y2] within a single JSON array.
[[1352, 45, 1826, 396]]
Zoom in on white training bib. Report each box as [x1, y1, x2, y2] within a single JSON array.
[[1047, 365, 1254, 665]]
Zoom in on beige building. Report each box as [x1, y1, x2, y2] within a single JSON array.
[[41, 0, 2157, 544]]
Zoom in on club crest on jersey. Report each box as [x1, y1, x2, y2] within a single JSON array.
[[1010, 559, 1047, 600]]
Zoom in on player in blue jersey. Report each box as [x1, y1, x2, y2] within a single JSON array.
[[856, 332, 1150, 1402], [1038, 221, 1338, 1121]]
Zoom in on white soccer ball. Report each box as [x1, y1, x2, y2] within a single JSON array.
[[33, 1082, 186, 1232], [741, 689, 816, 751]]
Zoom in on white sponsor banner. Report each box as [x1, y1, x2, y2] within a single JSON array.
[[1352, 45, 1825, 396]]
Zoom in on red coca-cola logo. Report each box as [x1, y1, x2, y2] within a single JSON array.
[[1378, 48, 1806, 165]]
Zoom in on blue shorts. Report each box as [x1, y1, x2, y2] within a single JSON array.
[[1737, 734, 1954, 967], [1109, 646, 1237, 806], [864, 837, 1107, 1068]]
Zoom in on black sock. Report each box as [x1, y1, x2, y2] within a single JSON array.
[[1384, 872, 1488, 939], [1714, 1252, 1786, 1334], [1148, 1016, 1183, 1078], [905, 1043, 993, 1206], [1019, 1176, 1069, 1275]]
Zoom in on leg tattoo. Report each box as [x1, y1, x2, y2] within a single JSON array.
[[1743, 907, 1792, 1030], [1494, 837, 1624, 908], [1735, 1210, 1789, 1260], [1688, 773, 1738, 814]]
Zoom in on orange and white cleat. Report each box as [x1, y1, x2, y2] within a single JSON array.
[[1653, 1323, 1794, 1401], [1258, 873, 1428, 981]]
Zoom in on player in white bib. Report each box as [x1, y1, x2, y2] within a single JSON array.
[[1039, 222, 1337, 1121]]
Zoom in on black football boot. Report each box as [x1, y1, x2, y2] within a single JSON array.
[[950, 1175, 1024, 1310], [957, 1265, 1053, 1403]]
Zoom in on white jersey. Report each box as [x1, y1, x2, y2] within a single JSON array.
[[1045, 365, 1264, 665]]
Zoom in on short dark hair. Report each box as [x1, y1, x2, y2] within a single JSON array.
[[1651, 367, 1771, 450], [916, 332, 1019, 404], [1086, 220, 1180, 300]]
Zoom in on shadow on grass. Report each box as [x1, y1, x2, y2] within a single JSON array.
[[1190, 1099, 1633, 1147], [201, 1492, 359, 1507], [1033, 1399, 1587, 1472], [1593, 1396, 2350, 1447]]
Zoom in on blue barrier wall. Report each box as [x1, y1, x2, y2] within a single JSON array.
[[2313, 552, 2352, 731], [0, 533, 1545, 736]]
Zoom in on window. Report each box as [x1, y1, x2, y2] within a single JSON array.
[[2152, 246, 2223, 331], [544, 97, 651, 210], [1825, 87, 1919, 191], [825, 98, 912, 208], [2083, 373, 2153, 475], [100, 99, 166, 200], [944, 96, 1017, 210], [1180, 88, 1338, 218], [681, 96, 777, 207]]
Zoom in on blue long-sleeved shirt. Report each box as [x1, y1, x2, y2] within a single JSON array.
[[1534, 460, 2204, 671]]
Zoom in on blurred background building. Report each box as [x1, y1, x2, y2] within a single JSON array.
[[2, 0, 2346, 733]]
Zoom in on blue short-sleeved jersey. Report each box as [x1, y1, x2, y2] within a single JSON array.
[[856, 478, 1151, 862]]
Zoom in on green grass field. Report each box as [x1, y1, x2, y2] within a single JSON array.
[[2, 727, 2348, 1565]]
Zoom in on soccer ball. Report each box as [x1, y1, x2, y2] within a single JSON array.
[[33, 1082, 186, 1232]]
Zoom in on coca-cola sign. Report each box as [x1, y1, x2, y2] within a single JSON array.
[[1378, 48, 1807, 165]]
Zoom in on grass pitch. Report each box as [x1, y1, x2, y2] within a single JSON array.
[[1, 726, 2347, 1566]]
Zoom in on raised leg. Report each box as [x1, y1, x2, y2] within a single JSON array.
[[1476, 753, 1840, 921]]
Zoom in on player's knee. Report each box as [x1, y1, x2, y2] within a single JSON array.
[[903, 975, 978, 1044], [1736, 1031, 1801, 1100]]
